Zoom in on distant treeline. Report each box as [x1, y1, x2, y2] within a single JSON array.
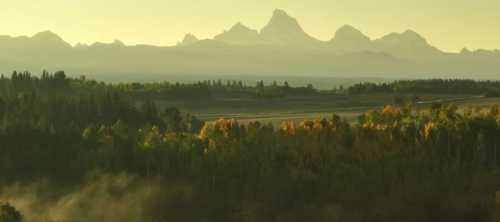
[[1, 71, 500, 221], [0, 70, 213, 101], [0, 71, 319, 101], [5, 71, 500, 104], [348, 79, 500, 95]]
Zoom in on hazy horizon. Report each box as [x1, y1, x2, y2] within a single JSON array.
[[1, 2, 500, 221], [2, 0, 500, 52]]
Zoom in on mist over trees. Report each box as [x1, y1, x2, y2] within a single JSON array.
[[0, 70, 500, 221], [1, 5, 499, 222]]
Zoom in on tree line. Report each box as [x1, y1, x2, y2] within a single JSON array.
[[0, 70, 321, 101], [1, 71, 500, 221], [348, 79, 500, 95]]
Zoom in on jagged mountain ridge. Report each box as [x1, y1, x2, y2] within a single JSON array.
[[214, 23, 260, 45], [328, 25, 372, 52], [258, 9, 322, 46], [0, 9, 499, 78], [207, 10, 445, 59]]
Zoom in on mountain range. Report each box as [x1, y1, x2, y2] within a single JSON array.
[[1, 9, 499, 79]]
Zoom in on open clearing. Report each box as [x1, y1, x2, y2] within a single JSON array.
[[158, 94, 500, 125]]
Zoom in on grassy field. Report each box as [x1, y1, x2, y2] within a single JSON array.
[[157, 93, 500, 125]]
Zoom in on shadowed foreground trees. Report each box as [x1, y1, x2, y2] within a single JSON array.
[[1, 102, 500, 221], [0, 203, 22, 222], [1, 71, 500, 221]]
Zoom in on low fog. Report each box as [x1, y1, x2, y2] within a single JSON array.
[[1, 173, 174, 222]]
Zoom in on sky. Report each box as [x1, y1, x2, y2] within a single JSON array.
[[1, 0, 499, 52]]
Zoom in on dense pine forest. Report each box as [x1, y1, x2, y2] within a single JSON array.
[[1, 71, 500, 221], [348, 79, 500, 95]]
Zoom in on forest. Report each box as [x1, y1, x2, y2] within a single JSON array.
[[347, 79, 500, 96], [1, 71, 500, 221]]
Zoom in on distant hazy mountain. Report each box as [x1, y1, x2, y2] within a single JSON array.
[[328, 25, 372, 52], [0, 30, 71, 53], [372, 30, 443, 59], [0, 9, 499, 79], [213, 9, 321, 46], [214, 23, 260, 45], [178, 34, 199, 46], [259, 9, 322, 46]]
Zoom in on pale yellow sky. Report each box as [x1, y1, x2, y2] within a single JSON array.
[[1, 0, 499, 52]]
